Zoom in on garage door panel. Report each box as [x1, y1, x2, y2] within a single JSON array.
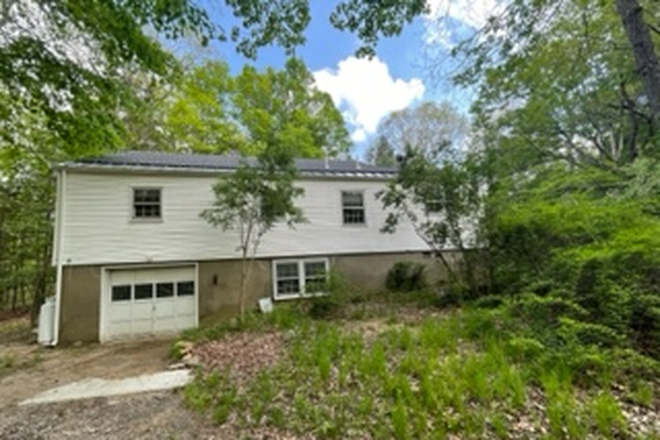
[[176, 300, 195, 315], [132, 319, 153, 334], [154, 301, 175, 318], [105, 266, 196, 340]]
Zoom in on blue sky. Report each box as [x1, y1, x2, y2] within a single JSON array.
[[182, 0, 503, 156]]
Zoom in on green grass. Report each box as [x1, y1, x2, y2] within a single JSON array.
[[0, 315, 32, 343], [183, 301, 660, 439]]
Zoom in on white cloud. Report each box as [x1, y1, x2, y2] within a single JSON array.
[[424, 0, 506, 46], [313, 56, 424, 142]]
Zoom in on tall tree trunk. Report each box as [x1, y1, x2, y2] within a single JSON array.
[[616, 0, 660, 122]]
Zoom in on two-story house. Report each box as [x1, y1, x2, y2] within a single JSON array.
[[51, 151, 435, 343]]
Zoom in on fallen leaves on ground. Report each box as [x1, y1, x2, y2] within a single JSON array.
[[192, 332, 284, 384]]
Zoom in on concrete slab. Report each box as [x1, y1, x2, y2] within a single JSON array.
[[20, 370, 192, 406]]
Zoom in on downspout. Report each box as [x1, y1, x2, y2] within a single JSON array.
[[51, 168, 66, 347]]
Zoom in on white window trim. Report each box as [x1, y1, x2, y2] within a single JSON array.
[[272, 258, 330, 301], [340, 190, 367, 227], [130, 186, 163, 223]]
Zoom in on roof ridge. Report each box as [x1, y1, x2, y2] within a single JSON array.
[[67, 150, 398, 176]]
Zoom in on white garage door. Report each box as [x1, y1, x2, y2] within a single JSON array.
[[104, 266, 197, 340]]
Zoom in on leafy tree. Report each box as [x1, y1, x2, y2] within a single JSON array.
[[378, 145, 483, 293], [168, 58, 350, 157], [0, 88, 58, 320], [371, 102, 468, 161], [366, 135, 396, 167], [615, 0, 660, 121], [200, 150, 305, 317], [452, 1, 660, 169], [165, 61, 247, 153], [232, 58, 351, 157]]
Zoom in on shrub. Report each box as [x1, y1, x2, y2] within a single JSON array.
[[473, 295, 505, 309], [385, 261, 427, 292], [558, 317, 626, 349], [504, 336, 545, 362], [510, 294, 587, 330], [308, 294, 343, 319]]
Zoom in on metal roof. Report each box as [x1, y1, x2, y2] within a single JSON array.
[[65, 151, 398, 178]]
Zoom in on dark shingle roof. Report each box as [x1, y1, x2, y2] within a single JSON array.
[[67, 151, 397, 178]]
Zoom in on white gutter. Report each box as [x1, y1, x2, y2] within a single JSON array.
[[51, 168, 66, 347], [57, 163, 397, 180]]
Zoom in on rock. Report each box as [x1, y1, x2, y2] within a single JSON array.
[[174, 340, 194, 356], [182, 353, 201, 367], [167, 363, 187, 371]]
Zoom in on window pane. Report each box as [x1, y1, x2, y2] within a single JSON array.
[[133, 189, 162, 218], [177, 281, 195, 296], [134, 189, 160, 203], [156, 283, 174, 298], [305, 278, 326, 293], [134, 284, 153, 300], [276, 263, 299, 279], [277, 279, 300, 295], [342, 191, 364, 207], [343, 208, 365, 224], [111, 285, 131, 301], [304, 261, 326, 277]]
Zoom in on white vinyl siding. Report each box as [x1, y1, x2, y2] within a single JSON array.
[[273, 258, 329, 300], [59, 172, 431, 266]]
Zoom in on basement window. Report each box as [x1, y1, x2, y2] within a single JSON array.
[[133, 188, 161, 219], [273, 258, 329, 300]]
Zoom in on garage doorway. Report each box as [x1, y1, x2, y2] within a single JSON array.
[[102, 265, 197, 341]]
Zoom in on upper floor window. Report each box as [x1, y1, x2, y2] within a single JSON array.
[[341, 191, 365, 225], [133, 188, 161, 219]]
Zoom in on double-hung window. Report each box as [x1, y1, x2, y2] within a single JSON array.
[[273, 259, 329, 300], [342, 191, 365, 225], [133, 188, 161, 220]]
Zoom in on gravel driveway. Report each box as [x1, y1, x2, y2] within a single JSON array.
[[0, 391, 213, 440]]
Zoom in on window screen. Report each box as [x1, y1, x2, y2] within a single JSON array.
[[341, 191, 365, 225], [133, 188, 161, 219], [275, 262, 300, 296]]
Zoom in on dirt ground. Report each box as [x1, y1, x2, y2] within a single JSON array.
[[0, 338, 175, 408], [0, 323, 223, 440]]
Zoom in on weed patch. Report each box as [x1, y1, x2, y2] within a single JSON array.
[[184, 306, 660, 438]]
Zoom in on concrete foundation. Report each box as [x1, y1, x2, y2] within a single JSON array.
[[57, 251, 452, 343]]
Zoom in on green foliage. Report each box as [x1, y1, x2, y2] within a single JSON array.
[[185, 307, 658, 438], [201, 152, 304, 316], [169, 58, 350, 156], [308, 295, 343, 320], [589, 392, 627, 438], [366, 135, 396, 167], [367, 101, 469, 161], [464, 1, 659, 171], [378, 145, 484, 292], [385, 261, 427, 293]]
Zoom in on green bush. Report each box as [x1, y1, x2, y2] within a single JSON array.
[[510, 294, 587, 329], [473, 294, 505, 309], [558, 317, 626, 349], [308, 294, 343, 319], [385, 261, 427, 292]]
